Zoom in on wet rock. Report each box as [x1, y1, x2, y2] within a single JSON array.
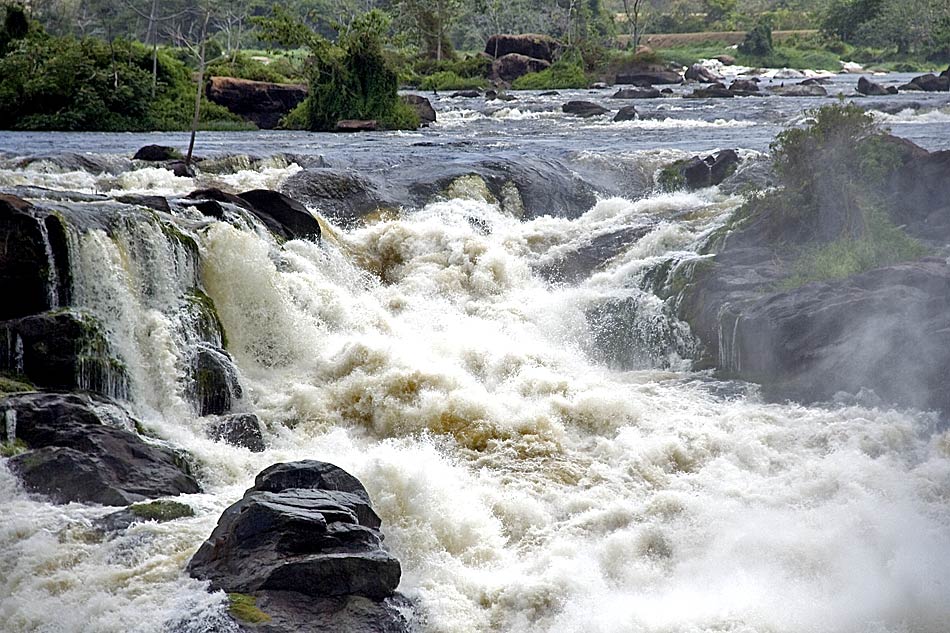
[[685, 82, 733, 98], [206, 77, 308, 129], [237, 189, 322, 241], [484, 34, 561, 62], [132, 145, 180, 162], [611, 87, 661, 99], [239, 591, 412, 633], [191, 343, 242, 416], [662, 150, 740, 190], [588, 82, 609, 90], [534, 224, 654, 284], [539, 90, 560, 96], [335, 120, 378, 132], [401, 95, 436, 126], [729, 79, 760, 94], [715, 55, 736, 66], [492, 53, 550, 82], [899, 73, 950, 92], [168, 160, 196, 178], [562, 101, 608, 117], [97, 500, 195, 532], [0, 310, 128, 398], [16, 153, 132, 175], [889, 147, 950, 243], [770, 83, 828, 97], [4, 392, 200, 505], [209, 413, 265, 452], [0, 195, 70, 319], [684, 64, 722, 83], [615, 66, 682, 86], [613, 105, 638, 122], [857, 76, 889, 96], [114, 194, 171, 213], [188, 460, 410, 631], [451, 90, 481, 98], [279, 169, 384, 230]]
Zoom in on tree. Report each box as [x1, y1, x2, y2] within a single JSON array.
[[621, 0, 647, 48], [395, 0, 462, 60]]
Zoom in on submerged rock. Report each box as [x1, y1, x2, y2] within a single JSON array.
[[3, 392, 200, 505], [611, 87, 661, 99], [188, 460, 411, 632]]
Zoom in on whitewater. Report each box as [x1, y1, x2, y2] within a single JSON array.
[[2, 84, 950, 633]]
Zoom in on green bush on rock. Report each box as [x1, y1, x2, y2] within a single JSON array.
[[512, 60, 587, 90]]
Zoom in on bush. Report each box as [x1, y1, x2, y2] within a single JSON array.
[[207, 52, 294, 83], [512, 60, 587, 90], [738, 22, 774, 58]]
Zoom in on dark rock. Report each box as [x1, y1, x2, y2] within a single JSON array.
[[666, 150, 740, 190], [857, 76, 890, 96], [484, 34, 561, 62], [206, 77, 308, 129], [728, 79, 760, 94], [899, 73, 950, 92], [209, 413, 265, 452], [16, 153, 131, 176], [800, 77, 831, 86], [660, 88, 674, 94], [770, 83, 828, 97], [534, 224, 654, 284], [889, 148, 950, 243], [562, 100, 608, 117], [714, 55, 736, 66], [240, 591, 412, 633], [615, 66, 682, 86], [188, 461, 403, 618], [450, 90, 481, 98], [191, 343, 242, 416], [685, 82, 733, 98], [279, 169, 384, 230], [886, 86, 898, 94], [168, 160, 196, 178], [0, 195, 71, 319], [97, 500, 195, 532], [114, 194, 171, 213], [237, 189, 322, 241], [613, 105, 638, 121], [539, 90, 560, 96], [0, 311, 129, 398], [588, 82, 609, 90], [684, 64, 722, 83], [335, 120, 378, 132], [611, 87, 661, 99], [492, 53, 550, 82], [401, 94, 436, 126], [4, 392, 200, 505], [132, 145, 180, 162]]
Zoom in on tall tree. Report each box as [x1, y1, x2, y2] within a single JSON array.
[[395, 0, 462, 60]]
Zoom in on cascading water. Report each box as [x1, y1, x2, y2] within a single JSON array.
[[1, 154, 949, 633]]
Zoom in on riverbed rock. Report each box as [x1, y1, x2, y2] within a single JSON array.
[[493, 53, 550, 82], [615, 68, 682, 86], [857, 76, 889, 96], [770, 83, 828, 97], [729, 79, 760, 94], [206, 77, 308, 129], [237, 189, 322, 241], [190, 343, 242, 416], [663, 150, 740, 190], [401, 94, 436, 126], [899, 73, 950, 92], [451, 90, 481, 98], [0, 310, 128, 397], [684, 63, 722, 83], [208, 413, 265, 452], [685, 82, 733, 98], [3, 392, 200, 505], [132, 145, 180, 162], [612, 87, 661, 99], [188, 460, 410, 632], [484, 34, 561, 62], [613, 105, 638, 121], [562, 101, 608, 117]]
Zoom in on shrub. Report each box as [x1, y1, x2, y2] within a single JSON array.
[[512, 60, 588, 90], [738, 22, 774, 58], [207, 52, 293, 83]]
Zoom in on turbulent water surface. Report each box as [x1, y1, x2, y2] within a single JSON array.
[[2, 81, 950, 633]]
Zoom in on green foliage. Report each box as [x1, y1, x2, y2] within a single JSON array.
[[512, 60, 587, 90], [228, 593, 270, 623], [207, 52, 295, 84], [0, 372, 34, 394], [738, 21, 774, 58], [657, 161, 687, 192], [129, 500, 195, 521], [419, 70, 485, 90], [0, 438, 28, 457], [278, 100, 309, 129]]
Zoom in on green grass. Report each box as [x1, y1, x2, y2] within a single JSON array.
[[654, 42, 736, 67], [228, 593, 270, 623], [512, 61, 588, 90], [0, 373, 34, 394]]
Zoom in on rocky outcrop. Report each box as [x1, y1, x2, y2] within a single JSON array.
[[484, 34, 561, 62], [186, 188, 321, 242], [562, 101, 608, 117], [770, 83, 828, 97], [206, 77, 308, 129], [899, 73, 950, 92], [191, 343, 242, 416], [857, 76, 890, 96], [132, 145, 180, 162], [729, 79, 760, 95], [401, 94, 436, 126], [613, 105, 638, 121], [0, 310, 128, 398], [661, 150, 740, 190], [615, 65, 682, 86], [188, 460, 411, 633], [493, 53, 550, 82], [611, 87, 661, 99], [684, 63, 722, 83], [3, 392, 200, 505]]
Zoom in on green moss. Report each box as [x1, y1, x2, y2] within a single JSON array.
[[129, 500, 195, 521], [0, 438, 28, 457], [228, 593, 270, 624], [0, 373, 34, 394], [657, 161, 688, 192], [512, 61, 588, 90]]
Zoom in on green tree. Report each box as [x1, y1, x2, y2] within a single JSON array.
[[394, 0, 461, 60], [738, 19, 773, 57]]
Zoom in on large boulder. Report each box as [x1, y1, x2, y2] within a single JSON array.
[[899, 73, 950, 92], [661, 150, 740, 190], [3, 392, 200, 505], [401, 95, 436, 126], [729, 79, 760, 95], [0, 195, 71, 319], [132, 145, 180, 162], [208, 413, 265, 452], [613, 105, 638, 121], [237, 189, 322, 241], [484, 34, 561, 62], [562, 101, 608, 117], [684, 63, 722, 83], [335, 120, 378, 132], [188, 460, 411, 632], [615, 66, 682, 86], [206, 77, 308, 129], [611, 87, 661, 99], [492, 53, 550, 82], [857, 76, 890, 96], [0, 310, 129, 398], [190, 343, 242, 416]]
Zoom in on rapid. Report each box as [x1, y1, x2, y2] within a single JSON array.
[[2, 84, 950, 633]]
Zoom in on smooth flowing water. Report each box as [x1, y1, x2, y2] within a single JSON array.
[[1, 83, 950, 633]]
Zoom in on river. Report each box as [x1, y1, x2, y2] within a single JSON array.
[[1, 78, 950, 633]]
